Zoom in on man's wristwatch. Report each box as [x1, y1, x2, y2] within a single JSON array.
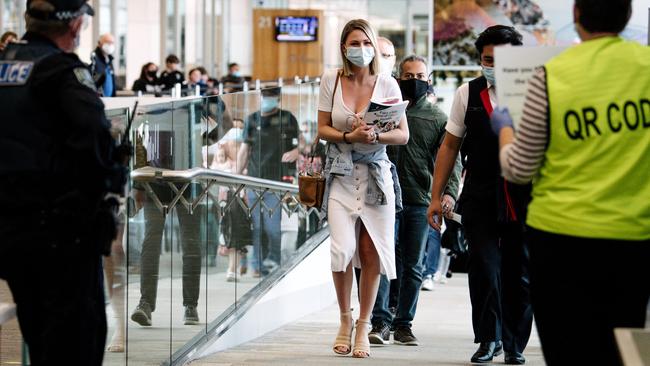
[[373, 131, 380, 144]]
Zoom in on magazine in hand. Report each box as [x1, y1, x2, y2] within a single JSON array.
[[364, 97, 408, 133]]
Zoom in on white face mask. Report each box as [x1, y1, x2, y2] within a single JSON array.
[[102, 43, 115, 55], [345, 46, 375, 68], [379, 57, 394, 76]]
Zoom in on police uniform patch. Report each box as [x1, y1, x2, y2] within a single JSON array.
[[0, 61, 34, 86], [73, 67, 97, 91]]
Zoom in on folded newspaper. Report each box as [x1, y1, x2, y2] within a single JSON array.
[[364, 97, 408, 133]]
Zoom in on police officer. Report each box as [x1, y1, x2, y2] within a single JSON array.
[[0, 1, 125, 365], [491, 1, 650, 365]]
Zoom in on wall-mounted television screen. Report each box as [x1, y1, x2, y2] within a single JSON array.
[[275, 16, 318, 42]]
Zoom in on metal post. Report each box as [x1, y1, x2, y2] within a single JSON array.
[[406, 0, 414, 55], [428, 0, 434, 70], [160, 0, 167, 66]]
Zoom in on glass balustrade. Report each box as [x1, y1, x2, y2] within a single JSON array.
[[102, 80, 323, 365]]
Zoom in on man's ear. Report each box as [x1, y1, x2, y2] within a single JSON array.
[[69, 16, 84, 37]]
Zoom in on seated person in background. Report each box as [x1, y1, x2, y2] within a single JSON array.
[[221, 62, 244, 92], [196, 66, 219, 95], [185, 67, 207, 96], [0, 31, 17, 51], [160, 54, 184, 90], [132, 62, 161, 95]]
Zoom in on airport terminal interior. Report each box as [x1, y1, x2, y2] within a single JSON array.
[[0, 0, 649, 365]]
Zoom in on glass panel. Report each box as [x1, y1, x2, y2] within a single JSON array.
[[242, 87, 288, 279], [168, 97, 208, 355], [228, 90, 265, 290], [125, 101, 176, 365], [103, 107, 130, 366], [102, 82, 322, 365], [200, 94, 238, 327], [296, 81, 323, 246]]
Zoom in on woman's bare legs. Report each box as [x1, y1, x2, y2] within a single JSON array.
[[354, 222, 381, 358], [106, 225, 126, 352], [227, 248, 237, 281], [332, 262, 354, 354]]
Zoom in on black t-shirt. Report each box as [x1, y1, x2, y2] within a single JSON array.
[[160, 70, 184, 90], [243, 109, 300, 181]]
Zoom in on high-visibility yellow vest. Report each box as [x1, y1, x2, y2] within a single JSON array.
[[527, 37, 650, 240]]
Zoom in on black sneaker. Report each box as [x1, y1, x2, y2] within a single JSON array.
[[393, 326, 419, 346], [183, 305, 199, 325], [131, 302, 152, 326], [368, 322, 390, 344]]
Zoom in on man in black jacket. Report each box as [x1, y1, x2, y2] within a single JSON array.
[[90, 32, 116, 96], [160, 54, 184, 91], [429, 26, 533, 365], [0, 1, 126, 364]]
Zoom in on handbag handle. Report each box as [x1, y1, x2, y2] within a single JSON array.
[[309, 69, 341, 159]]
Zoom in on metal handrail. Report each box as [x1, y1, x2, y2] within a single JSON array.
[[131, 167, 298, 192], [131, 167, 318, 218]]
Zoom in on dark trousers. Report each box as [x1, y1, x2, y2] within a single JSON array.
[[372, 205, 430, 328], [527, 227, 650, 366], [0, 228, 106, 366], [465, 222, 533, 353], [140, 188, 202, 310]]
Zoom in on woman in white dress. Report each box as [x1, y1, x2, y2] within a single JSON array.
[[317, 19, 409, 358]]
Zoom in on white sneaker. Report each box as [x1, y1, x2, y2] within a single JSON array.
[[421, 276, 434, 291], [226, 271, 237, 282]]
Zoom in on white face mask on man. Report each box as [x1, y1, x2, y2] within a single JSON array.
[[345, 46, 375, 68], [102, 43, 116, 55]]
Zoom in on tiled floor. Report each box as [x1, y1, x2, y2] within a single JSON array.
[[191, 273, 546, 366]]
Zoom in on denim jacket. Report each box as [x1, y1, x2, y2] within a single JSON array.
[[320, 143, 403, 220]]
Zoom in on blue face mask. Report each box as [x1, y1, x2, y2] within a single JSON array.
[[482, 65, 496, 86], [232, 71, 241, 77], [345, 46, 375, 68], [261, 97, 279, 113]]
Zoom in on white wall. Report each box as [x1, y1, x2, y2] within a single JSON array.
[[125, 0, 161, 88], [228, 0, 254, 76]]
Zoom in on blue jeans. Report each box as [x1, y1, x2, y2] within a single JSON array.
[[372, 205, 430, 328], [247, 191, 282, 272], [422, 228, 441, 277]]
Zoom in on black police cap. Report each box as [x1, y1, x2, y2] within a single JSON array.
[[26, 0, 94, 21]]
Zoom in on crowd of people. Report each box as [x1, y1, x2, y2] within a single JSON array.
[[1, 0, 648, 365]]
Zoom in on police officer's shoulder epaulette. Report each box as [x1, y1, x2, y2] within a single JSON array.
[[54, 52, 97, 92], [73, 67, 97, 92]]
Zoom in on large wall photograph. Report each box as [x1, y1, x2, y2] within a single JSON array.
[[433, 0, 650, 66]]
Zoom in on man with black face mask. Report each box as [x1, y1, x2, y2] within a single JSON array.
[[368, 55, 461, 346]]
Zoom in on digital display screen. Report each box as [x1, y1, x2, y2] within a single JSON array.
[[275, 16, 318, 42]]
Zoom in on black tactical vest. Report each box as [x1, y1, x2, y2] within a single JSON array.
[[459, 76, 531, 226]]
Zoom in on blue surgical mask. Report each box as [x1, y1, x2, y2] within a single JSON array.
[[482, 66, 496, 86], [261, 97, 279, 113], [345, 46, 375, 68], [232, 71, 241, 77]]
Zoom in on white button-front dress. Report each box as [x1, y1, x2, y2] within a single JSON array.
[[318, 69, 403, 280]]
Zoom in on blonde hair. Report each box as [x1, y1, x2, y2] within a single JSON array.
[[339, 19, 380, 77]]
